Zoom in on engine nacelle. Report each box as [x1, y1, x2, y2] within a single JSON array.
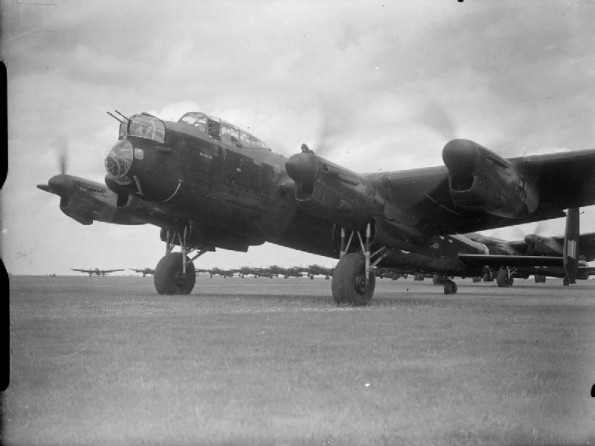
[[59, 194, 94, 225], [285, 152, 374, 228], [442, 139, 539, 218]]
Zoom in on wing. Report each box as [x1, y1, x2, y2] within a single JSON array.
[[579, 266, 595, 277], [102, 269, 124, 273], [548, 232, 595, 262], [71, 268, 91, 273], [578, 233, 595, 262], [458, 254, 565, 268], [367, 147, 595, 236], [38, 173, 174, 227], [510, 151, 595, 210]]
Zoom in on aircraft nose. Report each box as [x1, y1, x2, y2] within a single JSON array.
[[105, 139, 134, 178], [285, 152, 319, 184]]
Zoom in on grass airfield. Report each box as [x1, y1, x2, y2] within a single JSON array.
[[5, 275, 595, 445]]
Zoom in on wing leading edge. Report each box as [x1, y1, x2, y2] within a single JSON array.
[[367, 146, 595, 237]]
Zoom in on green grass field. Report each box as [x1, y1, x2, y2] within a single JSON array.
[[5, 275, 595, 445]]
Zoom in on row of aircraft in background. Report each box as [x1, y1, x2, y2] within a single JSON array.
[[70, 265, 333, 279], [71, 228, 595, 283], [72, 267, 155, 277], [39, 107, 595, 304]]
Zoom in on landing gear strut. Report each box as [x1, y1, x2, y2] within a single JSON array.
[[433, 274, 458, 294], [154, 223, 207, 295], [331, 223, 388, 306]]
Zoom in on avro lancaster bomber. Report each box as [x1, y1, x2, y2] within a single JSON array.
[[39, 109, 595, 304]]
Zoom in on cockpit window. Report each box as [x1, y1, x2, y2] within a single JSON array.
[[127, 114, 166, 143], [179, 112, 208, 133], [178, 111, 270, 150]]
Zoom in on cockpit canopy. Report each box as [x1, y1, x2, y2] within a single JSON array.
[[178, 112, 270, 150], [119, 113, 166, 143]]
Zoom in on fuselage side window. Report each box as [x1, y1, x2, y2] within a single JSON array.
[[178, 112, 270, 150]]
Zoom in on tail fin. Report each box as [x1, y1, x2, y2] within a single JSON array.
[[563, 208, 580, 285]]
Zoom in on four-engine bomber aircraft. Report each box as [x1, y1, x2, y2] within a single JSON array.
[[130, 268, 156, 277], [71, 268, 124, 277], [39, 110, 595, 304], [464, 229, 595, 286]]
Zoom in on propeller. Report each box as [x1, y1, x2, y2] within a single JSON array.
[[307, 95, 351, 159], [312, 116, 335, 158], [419, 100, 459, 142], [52, 133, 70, 175], [37, 134, 71, 196], [285, 97, 339, 184], [58, 147, 68, 175]]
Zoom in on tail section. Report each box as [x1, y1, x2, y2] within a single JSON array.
[[563, 208, 580, 285]]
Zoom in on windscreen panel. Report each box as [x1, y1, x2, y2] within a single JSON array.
[[128, 114, 166, 143]]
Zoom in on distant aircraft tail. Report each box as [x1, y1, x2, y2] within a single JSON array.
[[563, 208, 580, 285]]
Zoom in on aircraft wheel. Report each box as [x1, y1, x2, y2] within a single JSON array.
[[331, 253, 375, 306], [563, 277, 570, 286], [443, 279, 457, 295], [496, 270, 513, 288], [154, 252, 196, 295]]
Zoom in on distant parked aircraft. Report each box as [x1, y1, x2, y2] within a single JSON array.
[[71, 268, 124, 277], [130, 268, 156, 277], [464, 228, 595, 286]]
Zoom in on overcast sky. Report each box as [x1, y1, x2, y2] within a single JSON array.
[[3, 0, 595, 275]]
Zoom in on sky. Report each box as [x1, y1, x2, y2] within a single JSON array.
[[2, 0, 595, 275]]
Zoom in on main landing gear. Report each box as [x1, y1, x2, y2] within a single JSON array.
[[496, 268, 514, 288], [154, 252, 196, 295], [432, 274, 458, 294], [331, 224, 388, 306], [154, 224, 206, 295]]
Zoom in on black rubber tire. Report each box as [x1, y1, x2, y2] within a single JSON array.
[[154, 252, 196, 295], [443, 279, 458, 295], [496, 269, 513, 288], [331, 253, 375, 306]]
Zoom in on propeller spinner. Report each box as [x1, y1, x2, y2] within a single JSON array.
[[285, 144, 319, 184]]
